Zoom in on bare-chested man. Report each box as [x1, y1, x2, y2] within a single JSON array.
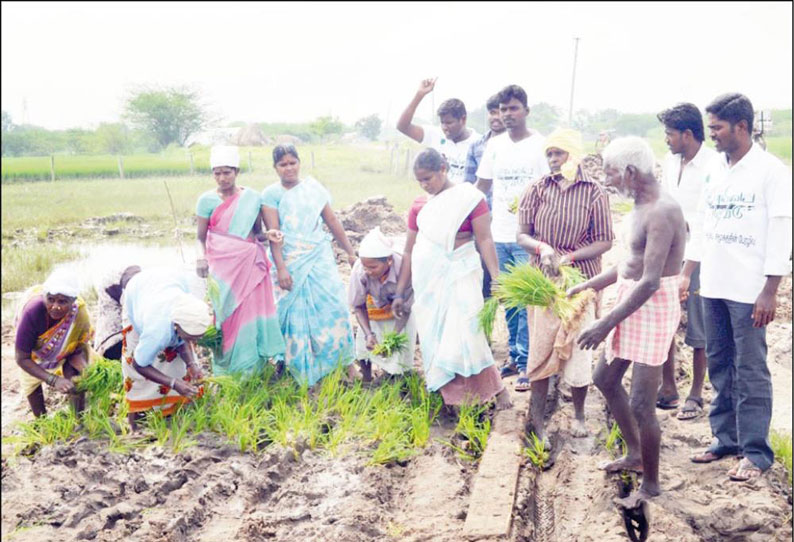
[[567, 136, 686, 508]]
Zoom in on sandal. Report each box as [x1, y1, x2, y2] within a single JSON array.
[[655, 393, 680, 410], [500, 363, 520, 378], [515, 377, 531, 392], [691, 450, 729, 464], [677, 397, 704, 420], [729, 458, 764, 482]]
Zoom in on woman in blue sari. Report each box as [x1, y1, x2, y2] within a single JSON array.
[[261, 144, 356, 386]]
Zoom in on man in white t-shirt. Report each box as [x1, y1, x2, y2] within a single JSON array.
[[475, 84, 550, 379], [655, 103, 718, 420], [688, 93, 792, 482], [396, 78, 480, 185]]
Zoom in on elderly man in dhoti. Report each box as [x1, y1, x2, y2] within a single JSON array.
[[570, 137, 686, 508], [121, 267, 212, 430], [517, 127, 614, 446], [348, 227, 417, 382]]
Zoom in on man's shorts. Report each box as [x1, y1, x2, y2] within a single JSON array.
[[684, 263, 706, 349]]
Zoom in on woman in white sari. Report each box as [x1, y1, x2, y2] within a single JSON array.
[[393, 149, 511, 409]]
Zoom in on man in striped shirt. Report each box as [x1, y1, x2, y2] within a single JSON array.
[[517, 128, 614, 444]]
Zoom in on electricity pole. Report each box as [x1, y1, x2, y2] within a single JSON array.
[[568, 37, 580, 126]]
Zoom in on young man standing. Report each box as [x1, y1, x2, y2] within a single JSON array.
[[655, 103, 718, 420], [464, 93, 506, 299], [397, 78, 479, 185], [571, 137, 687, 507], [689, 93, 791, 482], [476, 84, 549, 378]]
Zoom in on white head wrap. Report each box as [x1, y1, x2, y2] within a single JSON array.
[[358, 227, 394, 259], [210, 145, 240, 169], [43, 267, 80, 298], [170, 293, 213, 336]]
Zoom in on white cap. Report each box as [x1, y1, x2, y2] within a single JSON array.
[[210, 145, 240, 169], [43, 267, 80, 298], [358, 227, 393, 258], [170, 293, 213, 336]]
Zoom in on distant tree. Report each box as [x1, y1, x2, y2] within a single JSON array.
[[2, 111, 13, 134], [124, 86, 210, 149], [311, 116, 345, 139], [529, 102, 563, 134], [354, 114, 382, 140], [95, 122, 131, 154]]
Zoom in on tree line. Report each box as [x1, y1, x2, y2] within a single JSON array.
[[2, 85, 789, 157]]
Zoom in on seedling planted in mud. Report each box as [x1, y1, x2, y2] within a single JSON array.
[[771, 430, 792, 486], [523, 431, 551, 470], [604, 422, 627, 459]]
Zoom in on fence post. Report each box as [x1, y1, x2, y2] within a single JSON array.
[[189, 152, 195, 175], [50, 155, 55, 181], [248, 151, 253, 172], [117, 156, 125, 179], [311, 150, 315, 169]]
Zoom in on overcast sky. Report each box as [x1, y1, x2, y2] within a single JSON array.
[[2, 1, 791, 130]]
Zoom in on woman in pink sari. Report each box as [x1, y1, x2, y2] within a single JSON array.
[[196, 146, 286, 375]]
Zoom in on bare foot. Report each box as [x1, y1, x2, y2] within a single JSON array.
[[495, 388, 513, 410], [614, 486, 660, 509], [599, 456, 643, 473], [571, 418, 588, 438]]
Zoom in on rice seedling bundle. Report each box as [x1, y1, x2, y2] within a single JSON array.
[[74, 356, 123, 397], [371, 331, 409, 358], [479, 263, 595, 340]]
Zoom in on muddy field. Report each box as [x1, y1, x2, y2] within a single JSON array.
[[1, 198, 792, 542]]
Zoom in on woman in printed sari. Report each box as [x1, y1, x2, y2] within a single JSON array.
[[196, 145, 286, 376], [261, 144, 356, 386], [121, 267, 211, 430], [15, 268, 93, 417], [392, 149, 512, 409]]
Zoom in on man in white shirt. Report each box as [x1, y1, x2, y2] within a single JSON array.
[[476, 84, 550, 380], [396, 78, 480, 185], [688, 93, 792, 482], [655, 103, 718, 420]]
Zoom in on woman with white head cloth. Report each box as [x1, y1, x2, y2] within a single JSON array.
[[348, 227, 418, 382], [121, 267, 212, 430], [14, 267, 93, 417], [195, 145, 286, 376]]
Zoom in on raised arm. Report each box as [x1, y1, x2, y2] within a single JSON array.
[[396, 78, 436, 143], [321, 204, 356, 266]]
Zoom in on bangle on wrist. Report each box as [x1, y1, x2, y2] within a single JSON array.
[[568, 253, 575, 264], [169, 377, 177, 390], [46, 373, 57, 386]]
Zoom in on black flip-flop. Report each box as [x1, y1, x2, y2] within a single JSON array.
[[515, 377, 531, 392], [677, 397, 704, 420], [655, 393, 679, 410]]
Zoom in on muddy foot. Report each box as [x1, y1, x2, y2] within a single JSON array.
[[495, 389, 513, 410], [614, 487, 659, 509], [599, 456, 643, 473], [571, 419, 588, 438]]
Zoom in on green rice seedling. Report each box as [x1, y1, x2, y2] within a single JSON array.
[[196, 324, 223, 358], [371, 331, 409, 358], [10, 408, 79, 453], [74, 356, 123, 398], [169, 407, 198, 453], [143, 411, 172, 448], [604, 422, 627, 459], [770, 430, 792, 486], [453, 403, 491, 460], [558, 264, 586, 291], [477, 297, 500, 340], [523, 432, 550, 470], [408, 407, 432, 447], [369, 432, 415, 465]]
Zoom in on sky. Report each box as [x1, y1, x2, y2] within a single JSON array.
[[2, 1, 792, 130]]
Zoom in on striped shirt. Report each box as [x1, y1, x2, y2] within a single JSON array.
[[518, 169, 614, 279]]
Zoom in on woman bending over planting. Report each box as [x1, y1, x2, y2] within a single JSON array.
[[392, 148, 512, 410], [121, 268, 210, 430], [516, 128, 614, 445], [348, 226, 418, 382], [15, 268, 93, 418], [261, 144, 356, 386], [196, 145, 286, 376]]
